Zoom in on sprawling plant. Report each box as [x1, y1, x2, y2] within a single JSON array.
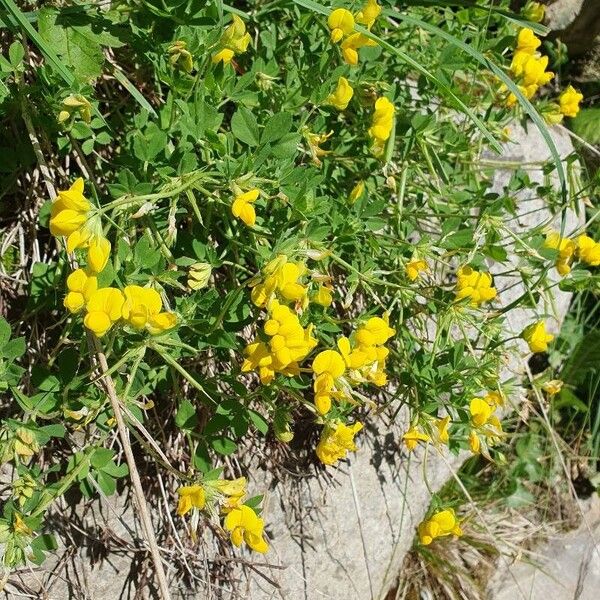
[[0, 0, 593, 595]]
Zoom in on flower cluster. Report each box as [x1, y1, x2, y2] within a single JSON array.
[[50, 179, 177, 338], [242, 256, 319, 383], [505, 28, 553, 107], [402, 416, 450, 451], [212, 14, 252, 65], [455, 266, 497, 307], [326, 0, 381, 66], [418, 508, 462, 546], [311, 315, 395, 415], [503, 28, 584, 120], [177, 476, 268, 553], [402, 389, 503, 458], [315, 421, 363, 465], [544, 230, 600, 276], [242, 253, 396, 465]]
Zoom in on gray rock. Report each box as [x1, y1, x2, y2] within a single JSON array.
[[489, 494, 600, 600], [546, 0, 600, 57]]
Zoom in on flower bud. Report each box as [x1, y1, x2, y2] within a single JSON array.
[[188, 262, 212, 290]]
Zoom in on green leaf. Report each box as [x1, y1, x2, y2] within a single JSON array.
[[248, 409, 269, 435], [210, 437, 237, 455], [91, 447, 115, 469], [561, 331, 600, 385], [101, 461, 129, 478], [0, 0, 74, 85], [271, 133, 301, 159], [97, 471, 117, 496], [231, 107, 260, 146], [175, 399, 198, 430], [441, 229, 474, 249], [261, 112, 292, 144], [37, 7, 104, 83], [571, 108, 600, 145], [8, 41, 23, 67], [0, 318, 11, 348], [38, 424, 65, 439]]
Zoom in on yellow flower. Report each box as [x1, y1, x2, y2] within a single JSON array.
[[213, 15, 251, 64], [316, 421, 363, 466], [231, 188, 260, 227], [265, 300, 317, 367], [348, 181, 365, 204], [58, 94, 92, 124], [64, 268, 98, 314], [522, 321, 554, 353], [326, 76, 354, 110], [545, 231, 577, 275], [484, 390, 505, 407], [355, 0, 381, 29], [577, 234, 600, 266], [312, 350, 346, 379], [522, 54, 553, 87], [406, 258, 428, 281], [87, 236, 111, 274], [251, 256, 308, 307], [402, 427, 430, 451], [418, 509, 462, 545], [224, 505, 269, 553], [340, 32, 377, 66], [84, 288, 125, 337], [369, 97, 395, 156], [313, 285, 333, 307], [435, 416, 451, 444], [122, 285, 176, 334], [470, 397, 493, 427], [312, 349, 347, 414], [559, 85, 583, 118], [355, 316, 395, 346], [49, 178, 91, 237], [243, 300, 316, 385], [212, 48, 235, 64], [241, 341, 277, 384], [313, 373, 335, 415], [327, 8, 354, 44], [542, 379, 563, 396], [516, 28, 541, 55], [455, 266, 497, 307], [337, 336, 369, 370], [469, 430, 481, 454], [177, 484, 206, 516], [209, 477, 247, 512], [522, 2, 545, 23]]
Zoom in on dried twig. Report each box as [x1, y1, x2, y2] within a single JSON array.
[[92, 335, 173, 600]]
